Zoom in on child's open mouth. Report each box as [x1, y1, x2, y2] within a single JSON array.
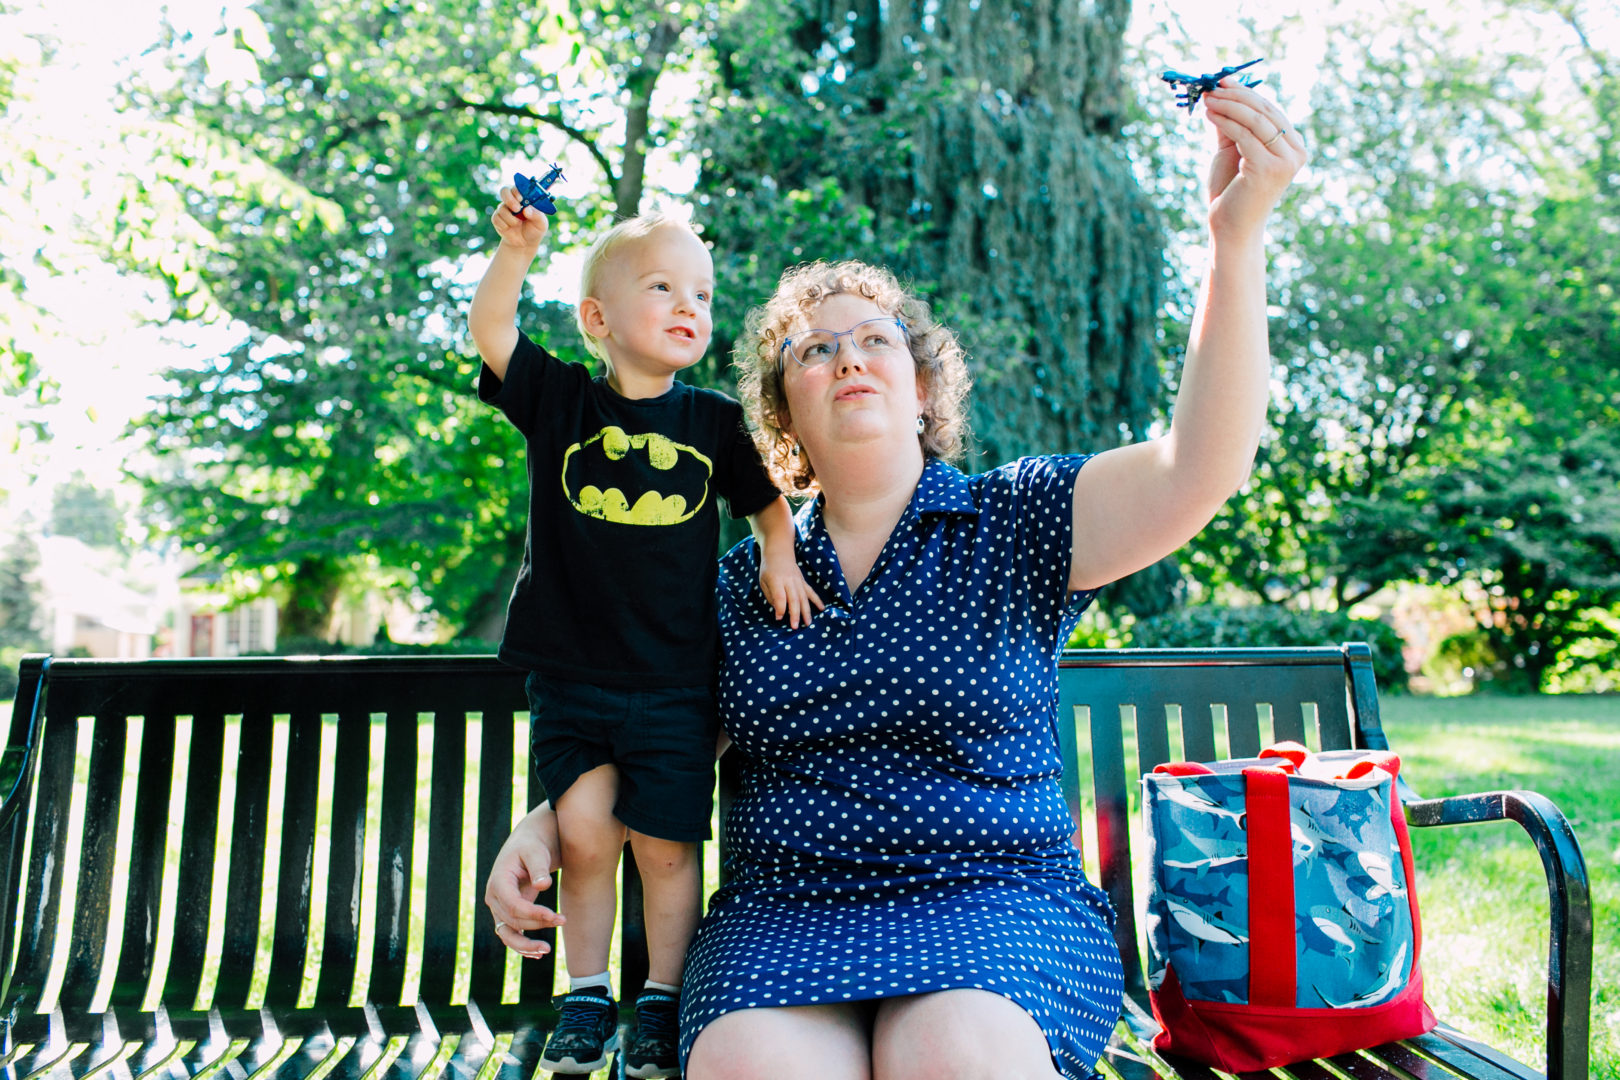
[[669, 327, 695, 339]]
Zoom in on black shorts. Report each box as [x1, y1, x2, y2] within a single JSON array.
[[525, 672, 719, 842]]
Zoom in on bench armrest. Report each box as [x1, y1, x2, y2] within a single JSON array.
[[1404, 790, 1593, 1080]]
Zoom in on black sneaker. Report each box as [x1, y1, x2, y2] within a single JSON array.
[[623, 988, 680, 1079], [540, 988, 620, 1074]]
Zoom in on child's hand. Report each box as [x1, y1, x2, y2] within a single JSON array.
[[491, 185, 550, 253], [760, 557, 824, 629]]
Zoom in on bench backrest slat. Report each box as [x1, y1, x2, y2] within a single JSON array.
[[313, 709, 372, 1010], [267, 710, 323, 1006], [116, 707, 175, 1009], [421, 710, 469, 1005], [11, 691, 80, 1012]]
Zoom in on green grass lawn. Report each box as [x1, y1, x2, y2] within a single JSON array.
[[1379, 693, 1618, 1080]]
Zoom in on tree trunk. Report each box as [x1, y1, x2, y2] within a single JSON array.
[[281, 556, 345, 641]]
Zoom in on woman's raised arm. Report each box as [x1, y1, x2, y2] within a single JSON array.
[[1067, 79, 1307, 593]]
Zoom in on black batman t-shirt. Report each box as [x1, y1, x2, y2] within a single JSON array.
[[480, 332, 781, 687]]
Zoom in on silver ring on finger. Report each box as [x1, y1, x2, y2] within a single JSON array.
[[494, 920, 507, 934], [1264, 129, 1288, 149]]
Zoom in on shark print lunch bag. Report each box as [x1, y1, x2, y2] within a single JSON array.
[[1141, 742, 1437, 1070]]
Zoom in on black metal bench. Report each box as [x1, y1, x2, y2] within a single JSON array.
[[2, 646, 1592, 1080]]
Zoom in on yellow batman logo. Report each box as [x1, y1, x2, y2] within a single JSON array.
[[562, 426, 713, 526]]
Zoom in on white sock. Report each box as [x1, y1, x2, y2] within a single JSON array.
[[570, 971, 613, 996], [643, 980, 680, 995]]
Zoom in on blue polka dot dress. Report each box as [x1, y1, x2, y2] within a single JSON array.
[[680, 455, 1126, 1076]]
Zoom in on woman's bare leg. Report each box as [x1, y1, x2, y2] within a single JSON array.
[[873, 989, 1063, 1080], [686, 1002, 872, 1080]]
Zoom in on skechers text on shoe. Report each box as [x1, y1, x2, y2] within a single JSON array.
[[539, 988, 619, 1073]]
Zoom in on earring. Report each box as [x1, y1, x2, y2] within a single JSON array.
[[915, 414, 926, 435], [789, 442, 800, 458]]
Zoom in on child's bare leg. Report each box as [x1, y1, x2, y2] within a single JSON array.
[[627, 831, 702, 986], [554, 764, 627, 978]]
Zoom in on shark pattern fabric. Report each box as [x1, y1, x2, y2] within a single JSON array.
[[1141, 744, 1436, 1070]]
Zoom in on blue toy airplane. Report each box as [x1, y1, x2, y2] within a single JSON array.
[[514, 163, 566, 215], [1161, 58, 1264, 115]]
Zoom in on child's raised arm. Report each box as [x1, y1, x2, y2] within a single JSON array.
[[468, 186, 550, 381], [749, 495, 823, 629]]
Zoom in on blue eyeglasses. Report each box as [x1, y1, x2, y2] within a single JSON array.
[[779, 317, 910, 372]]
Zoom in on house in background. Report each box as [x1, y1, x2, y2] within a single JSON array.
[[36, 536, 162, 658], [172, 582, 280, 658]]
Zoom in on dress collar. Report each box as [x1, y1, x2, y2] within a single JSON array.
[[910, 457, 980, 518]]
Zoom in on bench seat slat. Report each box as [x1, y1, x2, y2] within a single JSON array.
[[1417, 1028, 1547, 1080]]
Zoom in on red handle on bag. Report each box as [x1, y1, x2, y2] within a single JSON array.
[[1243, 766, 1297, 1007]]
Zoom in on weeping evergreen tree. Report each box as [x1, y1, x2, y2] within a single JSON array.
[[691, 0, 1165, 468]]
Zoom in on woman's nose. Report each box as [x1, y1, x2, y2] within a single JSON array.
[[834, 341, 867, 374]]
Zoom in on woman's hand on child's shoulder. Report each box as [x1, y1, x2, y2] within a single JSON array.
[[491, 185, 550, 253]]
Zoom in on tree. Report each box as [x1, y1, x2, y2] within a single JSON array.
[[1176, 0, 1620, 687], [0, 530, 45, 653], [127, 0, 708, 639], [689, 0, 1166, 472], [48, 476, 123, 548], [0, 1, 60, 497]]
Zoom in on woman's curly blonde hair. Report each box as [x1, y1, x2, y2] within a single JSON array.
[[735, 260, 972, 493]]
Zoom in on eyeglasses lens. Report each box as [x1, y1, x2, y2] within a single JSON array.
[[789, 318, 906, 367]]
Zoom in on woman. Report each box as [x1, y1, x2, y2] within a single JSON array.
[[486, 79, 1306, 1079]]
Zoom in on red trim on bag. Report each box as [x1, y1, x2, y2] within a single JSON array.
[[1151, 962, 1438, 1072], [1258, 741, 1308, 772], [1153, 761, 1216, 775], [1243, 767, 1296, 1007], [1387, 774, 1424, 957]]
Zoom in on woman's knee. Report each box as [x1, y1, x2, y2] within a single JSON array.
[[686, 1005, 871, 1080], [873, 991, 1061, 1080]]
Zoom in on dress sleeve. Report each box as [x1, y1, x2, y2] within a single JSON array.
[[476, 331, 568, 438], [1007, 454, 1100, 635], [715, 399, 783, 520]]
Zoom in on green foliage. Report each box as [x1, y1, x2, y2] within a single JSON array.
[[255, 635, 500, 657], [0, 531, 46, 655], [48, 476, 123, 548], [0, 2, 58, 483], [1127, 604, 1410, 693], [1164, 0, 1620, 687], [0, 646, 27, 703], [690, 0, 1165, 471]]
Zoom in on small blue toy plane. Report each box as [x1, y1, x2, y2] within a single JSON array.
[[1161, 57, 1264, 115], [514, 163, 566, 215]]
